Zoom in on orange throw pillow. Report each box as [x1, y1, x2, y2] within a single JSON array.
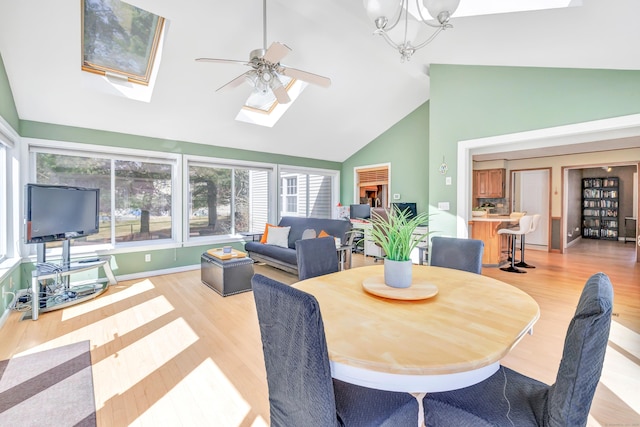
[[260, 224, 272, 243], [318, 230, 330, 238]]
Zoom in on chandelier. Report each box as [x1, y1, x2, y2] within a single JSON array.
[[363, 0, 460, 62]]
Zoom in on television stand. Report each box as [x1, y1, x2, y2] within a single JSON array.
[[28, 241, 117, 321]]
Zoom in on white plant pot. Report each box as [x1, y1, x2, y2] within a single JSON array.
[[384, 259, 413, 288]]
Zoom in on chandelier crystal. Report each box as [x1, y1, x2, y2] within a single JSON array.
[[363, 0, 460, 62]]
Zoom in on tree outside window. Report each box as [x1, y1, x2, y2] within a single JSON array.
[[188, 164, 268, 237], [33, 152, 174, 246]]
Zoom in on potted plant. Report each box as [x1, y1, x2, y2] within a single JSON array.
[[368, 207, 431, 288]]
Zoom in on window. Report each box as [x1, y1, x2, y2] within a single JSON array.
[[30, 145, 177, 248], [284, 177, 298, 214], [279, 167, 339, 219], [82, 0, 165, 85], [187, 160, 272, 239], [0, 126, 17, 262], [114, 160, 173, 242], [0, 139, 7, 261]]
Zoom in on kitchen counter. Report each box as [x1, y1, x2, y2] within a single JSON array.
[[469, 216, 518, 267], [470, 215, 514, 222]]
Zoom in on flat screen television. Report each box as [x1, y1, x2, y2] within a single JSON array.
[[350, 204, 371, 220], [25, 184, 100, 244], [392, 202, 417, 220]]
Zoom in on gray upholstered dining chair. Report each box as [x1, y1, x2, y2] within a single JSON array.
[[251, 274, 420, 427], [423, 272, 613, 426], [429, 236, 484, 274], [295, 236, 339, 280]]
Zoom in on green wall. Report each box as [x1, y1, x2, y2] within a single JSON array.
[[20, 120, 341, 169], [428, 64, 640, 237], [0, 52, 19, 132], [341, 102, 430, 214]]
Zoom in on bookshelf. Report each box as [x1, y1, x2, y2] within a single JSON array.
[[582, 177, 619, 240]]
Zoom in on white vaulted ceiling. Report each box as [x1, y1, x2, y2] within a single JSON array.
[[0, 0, 639, 162]]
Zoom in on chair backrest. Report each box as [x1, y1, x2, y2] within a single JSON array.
[[546, 272, 613, 426], [251, 274, 339, 427], [529, 214, 541, 233], [429, 236, 484, 274], [296, 237, 340, 280]]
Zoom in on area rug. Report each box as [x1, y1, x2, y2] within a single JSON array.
[[0, 341, 96, 426]]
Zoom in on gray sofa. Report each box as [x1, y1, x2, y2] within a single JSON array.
[[244, 217, 353, 275]]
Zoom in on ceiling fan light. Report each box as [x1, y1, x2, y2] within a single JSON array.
[[245, 72, 258, 87], [364, 0, 402, 27], [423, 0, 460, 23]]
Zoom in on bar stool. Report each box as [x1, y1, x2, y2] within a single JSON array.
[[506, 212, 525, 262], [498, 215, 533, 274], [515, 214, 540, 269]]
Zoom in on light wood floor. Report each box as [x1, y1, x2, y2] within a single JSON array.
[[0, 240, 638, 426]]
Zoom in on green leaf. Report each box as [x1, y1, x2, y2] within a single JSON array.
[[367, 207, 432, 261]]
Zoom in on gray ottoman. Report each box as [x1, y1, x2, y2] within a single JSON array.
[[201, 252, 254, 296]]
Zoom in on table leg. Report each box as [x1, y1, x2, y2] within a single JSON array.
[[411, 392, 426, 427], [31, 275, 39, 321]]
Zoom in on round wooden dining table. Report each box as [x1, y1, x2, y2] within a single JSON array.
[[293, 264, 540, 393]]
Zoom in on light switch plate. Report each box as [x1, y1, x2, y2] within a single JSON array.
[[393, 193, 400, 200], [438, 202, 450, 211], [445, 177, 452, 185]]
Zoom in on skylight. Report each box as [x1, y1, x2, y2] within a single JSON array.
[[454, 0, 580, 17], [236, 80, 308, 128], [244, 76, 295, 114], [82, 0, 165, 85], [408, 0, 579, 20]]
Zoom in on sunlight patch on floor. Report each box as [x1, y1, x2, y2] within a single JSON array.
[[587, 413, 603, 427], [609, 320, 640, 359], [16, 295, 174, 356], [600, 344, 640, 414], [132, 357, 258, 426], [92, 317, 199, 409], [61, 279, 156, 321]]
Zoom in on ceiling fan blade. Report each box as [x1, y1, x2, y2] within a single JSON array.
[[271, 78, 291, 104], [280, 66, 331, 88], [196, 58, 250, 66], [262, 42, 291, 64], [216, 72, 250, 92]]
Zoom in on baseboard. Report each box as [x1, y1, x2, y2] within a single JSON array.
[[0, 306, 11, 330], [566, 236, 582, 248], [0, 288, 29, 329], [115, 264, 200, 283]]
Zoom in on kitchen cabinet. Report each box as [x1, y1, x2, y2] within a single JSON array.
[[473, 169, 505, 199]]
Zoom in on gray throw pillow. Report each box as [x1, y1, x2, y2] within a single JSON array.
[[301, 228, 317, 240]]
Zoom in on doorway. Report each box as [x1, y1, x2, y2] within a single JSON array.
[[512, 169, 550, 249], [456, 114, 640, 263]]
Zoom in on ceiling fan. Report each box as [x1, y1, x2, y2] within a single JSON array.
[[195, 0, 331, 105]]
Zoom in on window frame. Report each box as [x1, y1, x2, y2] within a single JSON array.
[[278, 165, 340, 220], [0, 133, 10, 262], [283, 176, 298, 214], [24, 138, 182, 256], [81, 0, 165, 85], [183, 155, 277, 246]]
